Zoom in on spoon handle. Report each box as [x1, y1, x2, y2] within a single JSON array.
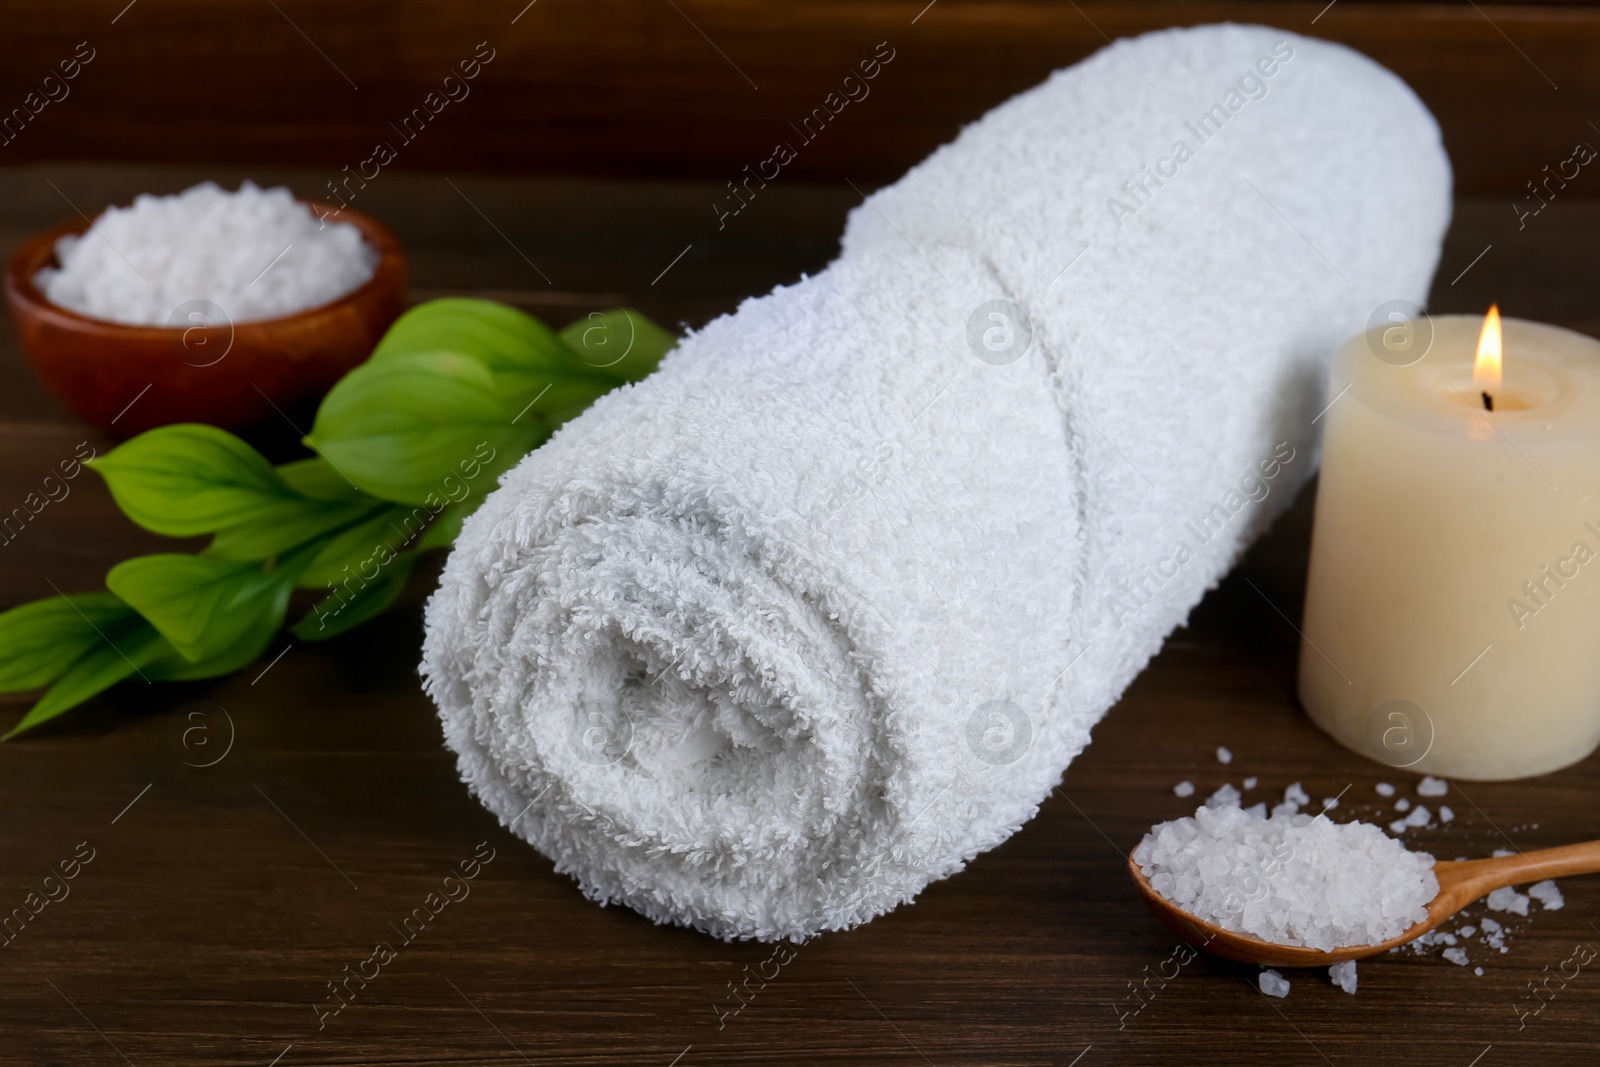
[[1448, 839, 1600, 899]]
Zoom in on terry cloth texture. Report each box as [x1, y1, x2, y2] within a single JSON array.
[[422, 23, 1451, 941]]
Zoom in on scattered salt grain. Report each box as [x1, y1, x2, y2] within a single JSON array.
[[1205, 783, 1241, 809], [1404, 805, 1431, 828], [1321, 797, 1341, 812], [1376, 783, 1396, 797], [1271, 781, 1310, 819], [1492, 849, 1515, 858], [34, 181, 378, 326], [1457, 925, 1476, 938], [1417, 776, 1449, 797], [1173, 780, 1196, 798], [1474, 966, 1484, 976], [1217, 746, 1233, 764], [1439, 806, 1454, 824], [1328, 960, 1357, 994], [1243, 802, 1268, 819], [1442, 947, 1470, 966], [1388, 819, 1408, 834], [1243, 776, 1258, 790], [1395, 798, 1411, 812], [1486, 887, 1530, 916], [1259, 969, 1290, 997], [1133, 805, 1437, 950], [1528, 880, 1564, 911]]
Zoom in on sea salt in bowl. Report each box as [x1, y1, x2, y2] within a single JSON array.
[[4, 185, 404, 436]]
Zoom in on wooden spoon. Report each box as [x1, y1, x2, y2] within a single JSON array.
[[1128, 840, 1600, 966]]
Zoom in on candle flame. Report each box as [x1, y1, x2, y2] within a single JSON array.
[[1475, 304, 1502, 393]]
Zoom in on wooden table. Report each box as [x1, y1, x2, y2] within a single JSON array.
[[2, 166, 1598, 1067]]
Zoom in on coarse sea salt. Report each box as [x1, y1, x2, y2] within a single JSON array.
[[1217, 746, 1233, 764], [1417, 776, 1449, 797], [1486, 886, 1530, 916], [1258, 969, 1290, 997], [35, 181, 377, 326], [1328, 960, 1358, 994], [1133, 804, 1438, 951], [1528, 880, 1564, 910], [1173, 780, 1196, 798]]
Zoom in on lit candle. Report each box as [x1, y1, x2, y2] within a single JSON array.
[[1299, 307, 1600, 780]]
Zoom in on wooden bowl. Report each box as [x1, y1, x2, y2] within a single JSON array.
[[4, 203, 406, 438]]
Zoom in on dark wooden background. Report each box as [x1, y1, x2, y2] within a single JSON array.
[[3, 2, 1600, 1065], [2, 1, 1600, 195]]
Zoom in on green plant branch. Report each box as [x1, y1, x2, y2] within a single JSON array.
[[0, 300, 673, 738]]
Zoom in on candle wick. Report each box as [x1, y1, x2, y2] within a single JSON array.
[[1481, 391, 1495, 412]]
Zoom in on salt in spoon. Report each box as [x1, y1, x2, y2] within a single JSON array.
[[1128, 839, 1600, 967]]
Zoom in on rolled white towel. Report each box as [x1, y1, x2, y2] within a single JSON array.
[[422, 23, 1450, 941]]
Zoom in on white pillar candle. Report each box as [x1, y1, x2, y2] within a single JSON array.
[[1300, 312, 1600, 780]]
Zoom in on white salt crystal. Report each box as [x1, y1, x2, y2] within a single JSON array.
[[1492, 849, 1515, 858], [1259, 969, 1290, 997], [1173, 780, 1196, 798], [1439, 806, 1454, 824], [1417, 776, 1449, 797], [1474, 966, 1484, 976], [1405, 805, 1431, 828], [1442, 947, 1470, 966], [35, 181, 378, 326], [1217, 746, 1233, 764], [1376, 783, 1396, 797], [1486, 887, 1530, 916], [1272, 801, 1302, 818], [1133, 805, 1437, 951], [1328, 960, 1358, 994], [1243, 802, 1268, 819], [1395, 798, 1411, 812], [1321, 797, 1341, 812], [1243, 776, 1258, 790], [1284, 782, 1310, 807], [1479, 917, 1502, 934], [1388, 819, 1408, 834], [1205, 783, 1241, 809], [1457, 925, 1476, 938], [1528, 880, 1564, 910]]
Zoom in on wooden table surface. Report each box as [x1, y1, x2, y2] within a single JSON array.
[[2, 166, 1598, 1067]]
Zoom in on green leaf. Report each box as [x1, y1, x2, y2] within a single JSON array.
[[0, 592, 138, 692], [559, 308, 677, 383], [144, 608, 283, 682], [373, 298, 592, 378], [371, 298, 635, 419], [5, 621, 166, 739], [206, 498, 378, 561], [106, 553, 302, 662], [88, 424, 299, 537], [296, 504, 419, 589], [277, 457, 376, 503], [292, 554, 418, 641], [306, 351, 545, 505]]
